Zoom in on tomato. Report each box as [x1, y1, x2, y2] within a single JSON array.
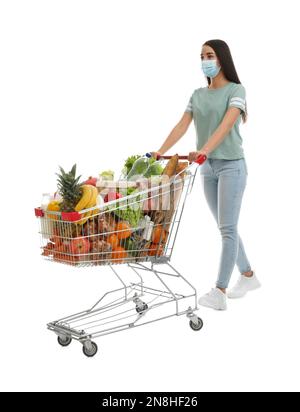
[[70, 237, 90, 255], [42, 247, 52, 256], [61, 240, 71, 253], [50, 235, 62, 246], [54, 244, 65, 252]]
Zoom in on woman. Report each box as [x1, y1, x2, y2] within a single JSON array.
[[152, 39, 260, 311]]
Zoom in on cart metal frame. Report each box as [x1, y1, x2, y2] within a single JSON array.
[[36, 155, 206, 357], [48, 261, 202, 356]]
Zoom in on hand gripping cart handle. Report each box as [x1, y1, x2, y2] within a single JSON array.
[[147, 152, 207, 164], [35, 154, 206, 357]]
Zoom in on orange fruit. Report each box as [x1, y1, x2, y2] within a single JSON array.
[[112, 246, 128, 262], [116, 221, 131, 239], [152, 226, 167, 244], [107, 234, 119, 249], [148, 243, 164, 257]]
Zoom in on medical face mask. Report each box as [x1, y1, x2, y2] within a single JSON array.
[[201, 59, 221, 78]]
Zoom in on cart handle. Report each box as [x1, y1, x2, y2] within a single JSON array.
[[146, 153, 207, 165]]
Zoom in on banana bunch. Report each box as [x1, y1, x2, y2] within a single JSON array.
[[75, 185, 99, 225]]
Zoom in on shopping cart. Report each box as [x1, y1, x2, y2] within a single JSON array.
[[35, 154, 206, 357]]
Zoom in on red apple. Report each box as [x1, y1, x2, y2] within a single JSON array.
[[104, 192, 123, 203]]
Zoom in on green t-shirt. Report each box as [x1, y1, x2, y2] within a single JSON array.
[[185, 82, 247, 160]]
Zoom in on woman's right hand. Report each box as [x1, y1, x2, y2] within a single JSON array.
[[188, 151, 199, 162], [188, 150, 208, 164]]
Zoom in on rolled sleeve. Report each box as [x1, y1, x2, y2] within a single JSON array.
[[228, 84, 247, 115], [185, 94, 193, 114]]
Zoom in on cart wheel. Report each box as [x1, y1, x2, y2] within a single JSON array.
[[136, 303, 148, 313], [82, 342, 98, 358], [189, 317, 203, 331], [57, 335, 72, 347]]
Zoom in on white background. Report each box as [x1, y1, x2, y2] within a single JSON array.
[[1, 0, 299, 392]]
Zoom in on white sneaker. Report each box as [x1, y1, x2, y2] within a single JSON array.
[[198, 288, 227, 311], [228, 271, 261, 299]]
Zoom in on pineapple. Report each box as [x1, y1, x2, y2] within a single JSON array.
[[56, 164, 82, 212]]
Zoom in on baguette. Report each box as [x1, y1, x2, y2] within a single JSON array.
[[175, 161, 189, 175], [162, 154, 179, 177]]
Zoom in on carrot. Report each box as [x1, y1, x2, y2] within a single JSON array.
[[152, 226, 167, 244], [148, 243, 164, 256]]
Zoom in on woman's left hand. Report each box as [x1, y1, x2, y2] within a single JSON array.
[[188, 149, 208, 163]]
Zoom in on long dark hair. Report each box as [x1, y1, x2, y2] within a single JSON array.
[[203, 39, 247, 123]]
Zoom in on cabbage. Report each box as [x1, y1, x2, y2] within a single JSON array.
[[144, 161, 164, 177], [123, 155, 141, 176]]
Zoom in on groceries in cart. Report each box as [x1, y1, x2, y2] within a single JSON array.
[[35, 154, 191, 266], [35, 153, 206, 357]]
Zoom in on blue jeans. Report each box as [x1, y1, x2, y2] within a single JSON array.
[[200, 158, 252, 289]]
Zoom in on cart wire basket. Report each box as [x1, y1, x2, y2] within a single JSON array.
[[35, 154, 206, 357]]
